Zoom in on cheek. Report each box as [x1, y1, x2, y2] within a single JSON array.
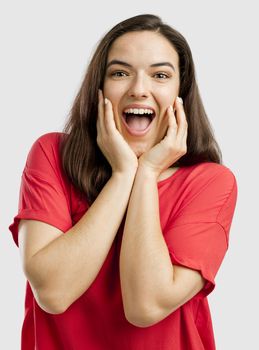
[[154, 89, 177, 109], [102, 81, 111, 99], [103, 80, 122, 97], [103, 78, 113, 96]]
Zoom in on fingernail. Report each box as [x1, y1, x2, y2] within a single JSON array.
[[104, 98, 108, 105], [169, 105, 173, 112], [177, 96, 183, 104]]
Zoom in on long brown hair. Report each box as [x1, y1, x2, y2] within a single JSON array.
[[60, 14, 222, 205]]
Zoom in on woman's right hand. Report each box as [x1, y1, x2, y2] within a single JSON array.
[[97, 89, 138, 175]]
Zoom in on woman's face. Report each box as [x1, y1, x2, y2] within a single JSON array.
[[103, 30, 180, 158]]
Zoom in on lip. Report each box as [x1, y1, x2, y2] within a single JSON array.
[[122, 104, 156, 114], [121, 112, 156, 136], [121, 103, 156, 136]]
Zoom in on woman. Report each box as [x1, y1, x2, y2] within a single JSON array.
[[9, 14, 238, 350]]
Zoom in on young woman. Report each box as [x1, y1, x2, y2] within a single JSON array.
[[9, 14, 238, 350]]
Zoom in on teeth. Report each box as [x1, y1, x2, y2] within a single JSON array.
[[124, 108, 154, 115]]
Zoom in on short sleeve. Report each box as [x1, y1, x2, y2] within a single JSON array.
[[163, 166, 238, 298], [9, 133, 73, 247]]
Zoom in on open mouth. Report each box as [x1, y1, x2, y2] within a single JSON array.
[[122, 111, 156, 135]]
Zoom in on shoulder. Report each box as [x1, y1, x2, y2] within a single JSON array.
[[171, 162, 238, 228], [25, 132, 68, 176], [184, 162, 237, 189], [30, 132, 65, 152], [177, 162, 238, 210]]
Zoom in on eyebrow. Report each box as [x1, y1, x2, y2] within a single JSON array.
[[106, 59, 176, 72]]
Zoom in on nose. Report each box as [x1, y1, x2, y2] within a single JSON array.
[[127, 74, 150, 99]]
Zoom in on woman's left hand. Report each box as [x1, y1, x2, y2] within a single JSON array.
[[138, 97, 188, 176]]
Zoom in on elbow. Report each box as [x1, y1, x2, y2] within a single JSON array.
[[34, 288, 68, 315], [125, 315, 152, 328], [25, 273, 67, 315], [24, 263, 68, 315], [124, 303, 162, 328]]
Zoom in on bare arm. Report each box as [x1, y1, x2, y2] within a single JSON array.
[[119, 166, 205, 327], [19, 171, 135, 314], [19, 90, 139, 315]]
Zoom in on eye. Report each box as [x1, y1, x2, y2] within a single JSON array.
[[154, 72, 170, 79], [110, 71, 128, 77]]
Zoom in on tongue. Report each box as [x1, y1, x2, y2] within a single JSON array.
[[126, 115, 151, 131]]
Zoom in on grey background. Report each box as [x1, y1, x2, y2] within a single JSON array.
[[1, 1, 258, 348]]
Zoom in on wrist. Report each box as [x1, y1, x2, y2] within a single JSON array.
[[136, 164, 160, 181], [112, 170, 137, 182]]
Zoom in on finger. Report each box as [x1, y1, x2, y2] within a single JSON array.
[[103, 97, 117, 134], [174, 97, 188, 140], [175, 97, 188, 153], [181, 126, 188, 151], [166, 105, 178, 137], [97, 89, 106, 135], [96, 90, 101, 137]]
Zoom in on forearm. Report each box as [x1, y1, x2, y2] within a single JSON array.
[[119, 167, 174, 322], [29, 172, 135, 312]]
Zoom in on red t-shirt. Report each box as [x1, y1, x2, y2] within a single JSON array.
[[9, 132, 238, 350]]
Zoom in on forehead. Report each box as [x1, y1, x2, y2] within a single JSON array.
[[107, 31, 179, 68]]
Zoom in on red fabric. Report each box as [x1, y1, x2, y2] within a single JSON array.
[[9, 132, 238, 350]]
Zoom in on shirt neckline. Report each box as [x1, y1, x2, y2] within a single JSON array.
[[157, 166, 185, 186]]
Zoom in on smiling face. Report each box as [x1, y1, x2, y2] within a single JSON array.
[[103, 30, 180, 158]]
